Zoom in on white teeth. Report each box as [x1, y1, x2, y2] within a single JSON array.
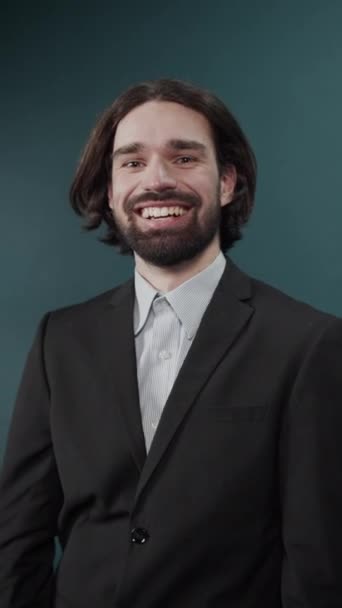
[[139, 205, 188, 219]]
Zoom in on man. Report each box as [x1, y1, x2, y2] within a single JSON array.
[[0, 79, 341, 608]]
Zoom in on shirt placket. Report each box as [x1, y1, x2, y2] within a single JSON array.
[[142, 297, 179, 451]]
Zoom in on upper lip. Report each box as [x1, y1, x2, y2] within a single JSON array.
[[134, 201, 192, 212]]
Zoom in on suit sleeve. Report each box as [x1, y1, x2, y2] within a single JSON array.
[[280, 317, 342, 607], [0, 313, 63, 608]]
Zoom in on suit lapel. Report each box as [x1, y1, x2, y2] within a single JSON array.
[[134, 259, 254, 501], [95, 279, 147, 471]]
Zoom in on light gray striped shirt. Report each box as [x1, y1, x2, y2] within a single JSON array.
[[134, 252, 226, 451]]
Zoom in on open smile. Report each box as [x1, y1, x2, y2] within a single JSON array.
[[133, 202, 193, 226]]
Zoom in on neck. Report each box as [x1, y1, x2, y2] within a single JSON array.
[[134, 239, 222, 293]]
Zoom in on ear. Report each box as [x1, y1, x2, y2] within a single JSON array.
[[219, 165, 237, 208]]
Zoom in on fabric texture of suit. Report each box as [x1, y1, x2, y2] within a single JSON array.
[[0, 257, 342, 608]]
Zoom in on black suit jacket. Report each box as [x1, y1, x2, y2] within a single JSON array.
[[1, 258, 342, 608]]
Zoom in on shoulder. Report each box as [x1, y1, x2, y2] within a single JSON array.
[[251, 275, 335, 322], [226, 256, 337, 325], [248, 274, 342, 359], [225, 258, 341, 355], [42, 278, 133, 334]]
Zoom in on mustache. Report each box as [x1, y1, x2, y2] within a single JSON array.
[[125, 190, 201, 213]]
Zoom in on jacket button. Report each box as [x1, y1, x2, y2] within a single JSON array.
[[131, 527, 149, 544]]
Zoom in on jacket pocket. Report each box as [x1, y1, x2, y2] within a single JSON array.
[[204, 404, 268, 422]]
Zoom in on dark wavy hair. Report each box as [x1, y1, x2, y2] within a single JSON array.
[[70, 79, 257, 253]]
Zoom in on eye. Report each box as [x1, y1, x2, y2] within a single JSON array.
[[175, 156, 197, 164], [176, 156, 195, 165], [122, 160, 144, 168]]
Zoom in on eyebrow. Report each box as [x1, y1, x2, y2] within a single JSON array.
[[167, 139, 207, 154], [112, 143, 144, 160], [112, 139, 207, 161]]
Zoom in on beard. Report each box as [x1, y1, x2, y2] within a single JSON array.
[[111, 186, 222, 267]]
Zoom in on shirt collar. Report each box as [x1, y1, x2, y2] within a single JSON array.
[[134, 252, 226, 338], [134, 271, 159, 336]]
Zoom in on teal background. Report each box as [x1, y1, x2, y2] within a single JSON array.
[[1, 0, 342, 461]]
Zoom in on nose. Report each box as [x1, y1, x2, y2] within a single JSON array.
[[141, 157, 177, 192]]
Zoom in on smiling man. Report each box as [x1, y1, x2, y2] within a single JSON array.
[[107, 100, 236, 276], [1, 79, 342, 608]]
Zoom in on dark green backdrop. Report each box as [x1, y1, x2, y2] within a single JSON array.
[[1, 0, 342, 461]]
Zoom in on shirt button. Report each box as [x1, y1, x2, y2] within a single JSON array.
[[159, 350, 171, 360], [151, 421, 158, 430], [131, 527, 150, 544]]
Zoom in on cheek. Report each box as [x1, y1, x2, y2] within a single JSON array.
[[111, 172, 140, 202], [110, 183, 135, 215], [189, 173, 219, 201]]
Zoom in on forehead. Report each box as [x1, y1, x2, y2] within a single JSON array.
[[113, 100, 214, 151]]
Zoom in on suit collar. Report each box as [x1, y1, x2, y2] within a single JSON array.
[[102, 257, 254, 496], [97, 279, 147, 470]]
